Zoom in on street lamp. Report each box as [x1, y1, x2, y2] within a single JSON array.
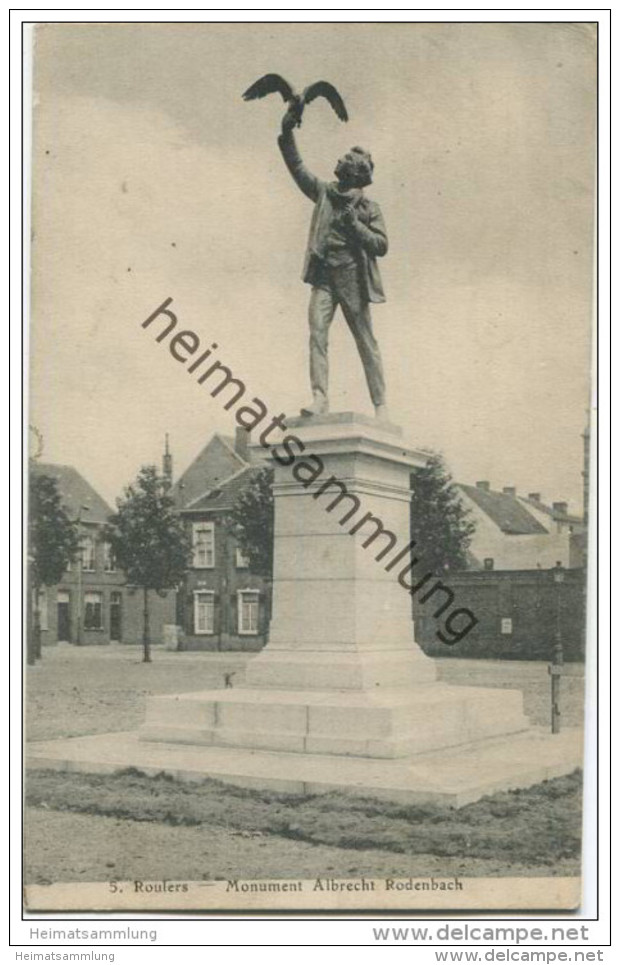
[[75, 504, 90, 645], [548, 561, 565, 734]]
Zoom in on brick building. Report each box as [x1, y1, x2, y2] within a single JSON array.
[[31, 462, 175, 646], [171, 430, 270, 651]]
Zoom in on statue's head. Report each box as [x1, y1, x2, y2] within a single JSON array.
[[335, 146, 374, 188]]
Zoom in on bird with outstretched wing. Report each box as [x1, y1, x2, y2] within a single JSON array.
[[242, 74, 348, 126]]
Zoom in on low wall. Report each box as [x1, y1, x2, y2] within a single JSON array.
[[412, 568, 586, 661]]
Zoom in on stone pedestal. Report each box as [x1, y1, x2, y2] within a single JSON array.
[[28, 413, 582, 806], [245, 413, 437, 692], [140, 414, 531, 761]]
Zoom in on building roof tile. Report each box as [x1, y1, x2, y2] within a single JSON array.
[[459, 484, 549, 535], [33, 462, 114, 523], [182, 465, 261, 512], [171, 434, 246, 507]]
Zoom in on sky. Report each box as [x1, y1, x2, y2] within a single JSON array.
[[29, 22, 596, 511]]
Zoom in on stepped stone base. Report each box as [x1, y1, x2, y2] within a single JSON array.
[[26, 727, 583, 808], [139, 683, 530, 759]]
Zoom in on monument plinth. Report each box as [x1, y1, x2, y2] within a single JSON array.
[[244, 413, 437, 691], [140, 415, 530, 761], [29, 415, 582, 804]]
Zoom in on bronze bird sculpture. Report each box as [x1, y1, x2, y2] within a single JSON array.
[[242, 74, 348, 127]]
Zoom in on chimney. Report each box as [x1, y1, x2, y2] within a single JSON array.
[[502, 486, 516, 497], [528, 492, 541, 503], [162, 433, 173, 489], [553, 501, 568, 516], [476, 481, 490, 492], [235, 427, 250, 462]]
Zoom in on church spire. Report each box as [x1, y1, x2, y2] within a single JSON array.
[[163, 433, 173, 489]]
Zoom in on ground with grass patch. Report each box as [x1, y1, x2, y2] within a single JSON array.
[[26, 767, 582, 883]]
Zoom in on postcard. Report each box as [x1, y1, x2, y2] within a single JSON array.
[[24, 20, 595, 913]]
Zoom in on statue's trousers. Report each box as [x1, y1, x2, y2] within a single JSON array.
[[308, 263, 386, 407]]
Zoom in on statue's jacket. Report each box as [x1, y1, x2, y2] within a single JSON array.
[[278, 131, 388, 304]]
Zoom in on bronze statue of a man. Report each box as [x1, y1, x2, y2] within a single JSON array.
[[278, 110, 389, 420]]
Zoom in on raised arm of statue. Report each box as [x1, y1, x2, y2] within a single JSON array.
[[277, 122, 321, 204]]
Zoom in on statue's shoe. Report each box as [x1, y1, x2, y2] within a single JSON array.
[[300, 398, 329, 418]]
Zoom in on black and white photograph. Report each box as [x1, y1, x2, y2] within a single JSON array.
[[23, 19, 596, 914]]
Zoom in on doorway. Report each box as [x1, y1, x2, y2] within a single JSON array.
[[57, 590, 71, 642]]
